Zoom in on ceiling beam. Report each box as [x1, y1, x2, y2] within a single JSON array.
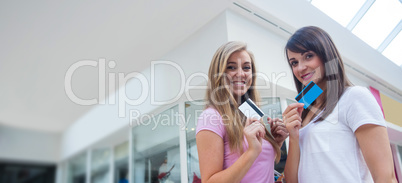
[[377, 20, 402, 53], [346, 0, 375, 31]]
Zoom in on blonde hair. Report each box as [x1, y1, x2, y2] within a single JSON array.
[[206, 41, 281, 162]]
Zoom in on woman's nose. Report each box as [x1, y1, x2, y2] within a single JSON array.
[[235, 68, 245, 77], [297, 62, 307, 72]]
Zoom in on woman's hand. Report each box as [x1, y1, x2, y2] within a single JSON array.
[[283, 103, 304, 140], [243, 118, 266, 155], [267, 117, 288, 146]]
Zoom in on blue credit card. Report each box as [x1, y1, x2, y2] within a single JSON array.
[[295, 81, 323, 109]]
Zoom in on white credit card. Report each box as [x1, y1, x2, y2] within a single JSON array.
[[238, 98, 265, 119]]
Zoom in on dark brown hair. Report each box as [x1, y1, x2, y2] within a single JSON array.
[[285, 26, 353, 122]]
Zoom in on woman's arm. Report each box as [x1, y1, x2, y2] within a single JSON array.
[[284, 136, 300, 183], [283, 103, 304, 183], [355, 124, 397, 183], [196, 119, 265, 183]]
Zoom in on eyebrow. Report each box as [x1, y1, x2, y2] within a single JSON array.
[[227, 61, 251, 64]]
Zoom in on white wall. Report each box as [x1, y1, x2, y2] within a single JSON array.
[[160, 11, 229, 87], [61, 11, 229, 160], [0, 125, 60, 163], [226, 10, 295, 93]]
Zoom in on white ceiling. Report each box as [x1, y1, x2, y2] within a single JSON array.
[[0, 0, 229, 132]]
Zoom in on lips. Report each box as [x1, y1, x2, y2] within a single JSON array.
[[232, 81, 246, 86], [301, 71, 314, 80]]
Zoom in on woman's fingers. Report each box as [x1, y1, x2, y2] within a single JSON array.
[[282, 103, 304, 116], [267, 117, 272, 128], [245, 121, 264, 132], [270, 118, 284, 131], [243, 121, 265, 154], [284, 108, 301, 120], [245, 118, 265, 136], [283, 103, 304, 124], [286, 119, 301, 129], [245, 118, 261, 126], [282, 104, 303, 139], [272, 120, 289, 141], [284, 115, 301, 124], [273, 124, 287, 134], [297, 104, 304, 116]]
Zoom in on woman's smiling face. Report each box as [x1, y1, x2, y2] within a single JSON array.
[[225, 50, 253, 99], [287, 50, 325, 88]]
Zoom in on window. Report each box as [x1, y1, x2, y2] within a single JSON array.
[[185, 100, 204, 182], [286, 98, 297, 106], [0, 162, 55, 183], [352, 0, 402, 49], [382, 31, 402, 66], [132, 105, 181, 183], [67, 153, 86, 183], [114, 141, 129, 183], [311, 0, 365, 27], [91, 148, 111, 183], [309, 0, 402, 67]]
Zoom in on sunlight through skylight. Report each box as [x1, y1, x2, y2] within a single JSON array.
[[352, 0, 402, 49], [382, 31, 402, 66], [311, 0, 365, 27], [310, 0, 402, 67]]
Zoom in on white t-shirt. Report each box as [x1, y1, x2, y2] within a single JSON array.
[[298, 86, 386, 183]]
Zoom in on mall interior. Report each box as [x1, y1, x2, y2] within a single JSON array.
[[0, 0, 401, 182]]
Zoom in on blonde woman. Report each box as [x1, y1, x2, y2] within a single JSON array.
[[196, 41, 287, 183]]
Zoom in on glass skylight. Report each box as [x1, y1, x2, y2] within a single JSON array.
[[352, 0, 402, 49], [310, 0, 402, 67], [382, 31, 402, 66], [311, 0, 365, 27]]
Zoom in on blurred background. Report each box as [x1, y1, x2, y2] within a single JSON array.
[[0, 0, 401, 182]]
